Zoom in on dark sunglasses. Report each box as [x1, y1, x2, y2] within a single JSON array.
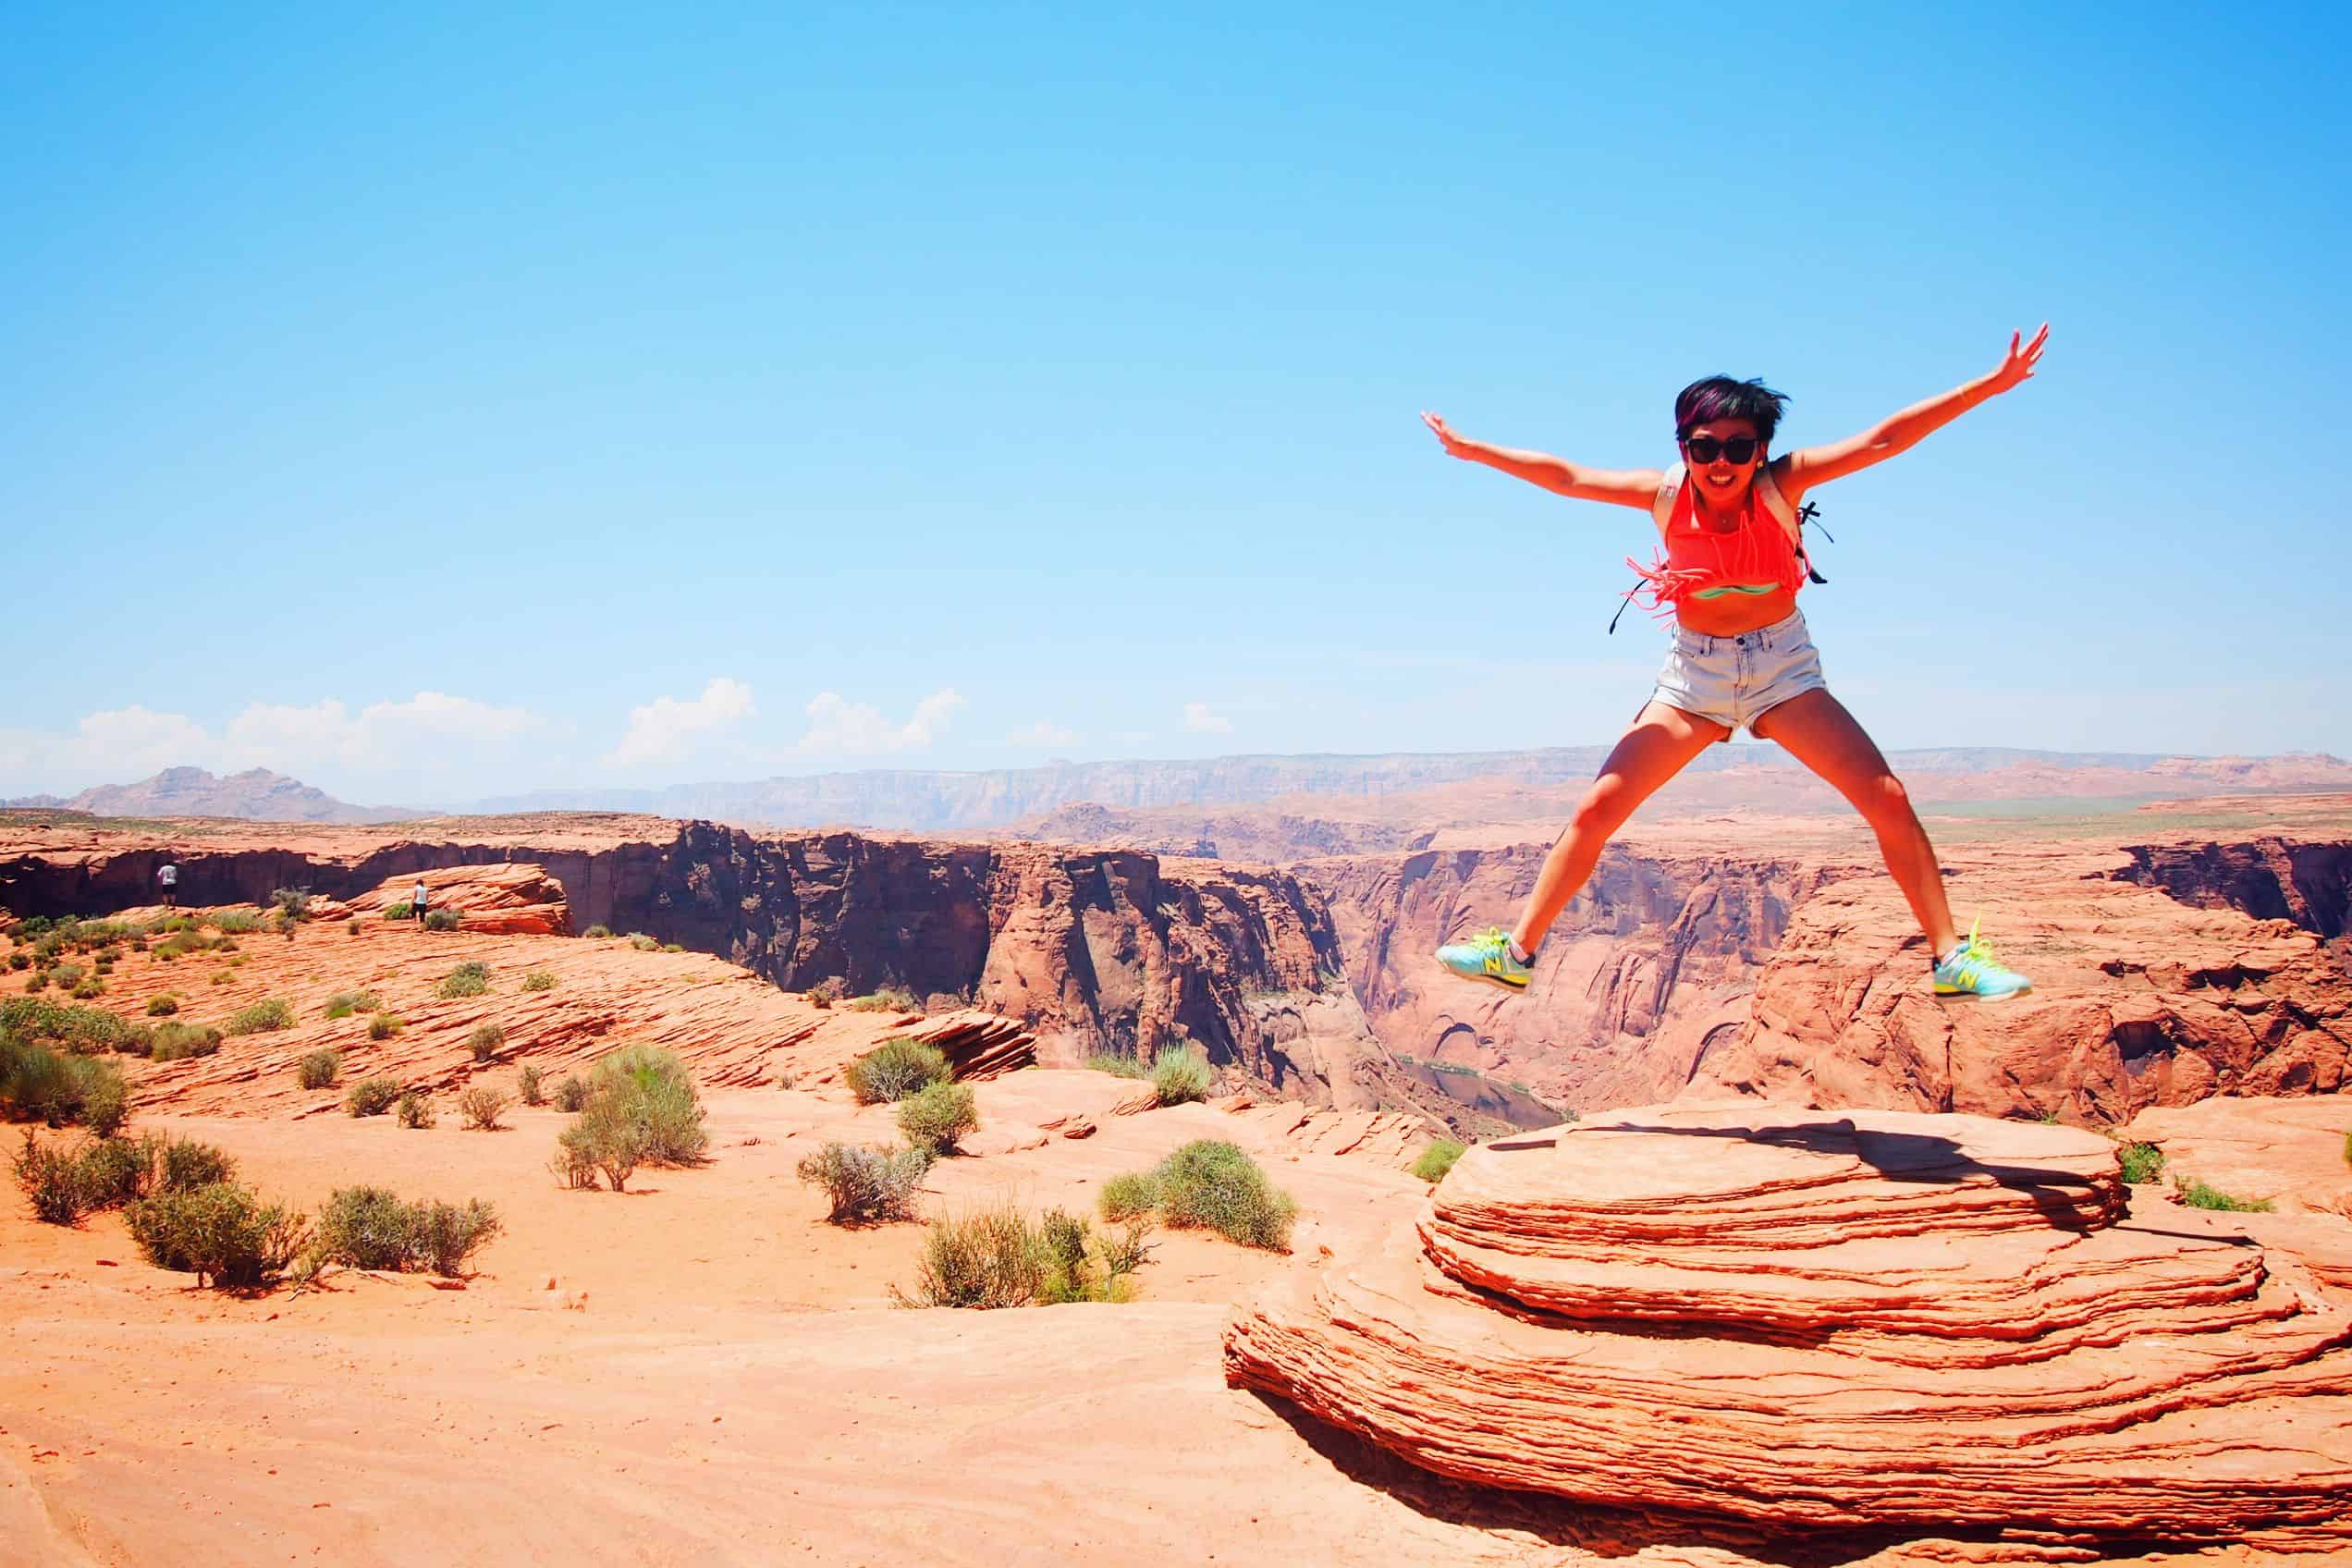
[[1682, 435, 1759, 465]]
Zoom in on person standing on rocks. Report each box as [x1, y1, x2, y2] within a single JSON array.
[[1424, 329, 2046, 1000], [411, 878, 431, 925], [156, 861, 178, 911]]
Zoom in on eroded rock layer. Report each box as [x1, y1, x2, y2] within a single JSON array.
[[1224, 1105, 2352, 1549]]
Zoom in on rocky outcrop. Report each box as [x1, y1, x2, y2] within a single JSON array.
[[1225, 1105, 2352, 1551], [337, 862, 572, 935], [1692, 833, 2352, 1123]]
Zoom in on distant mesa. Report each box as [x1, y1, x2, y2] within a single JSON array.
[[2, 766, 422, 825]]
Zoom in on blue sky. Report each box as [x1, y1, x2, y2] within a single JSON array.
[[3, 2, 2345, 805]]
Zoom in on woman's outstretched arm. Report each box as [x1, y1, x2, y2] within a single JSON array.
[[1778, 325, 2049, 502], [1422, 411, 1664, 509]]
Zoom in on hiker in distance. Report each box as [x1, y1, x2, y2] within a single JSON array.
[[1425, 325, 2049, 1001]]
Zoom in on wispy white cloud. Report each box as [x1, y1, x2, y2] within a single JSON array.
[[1182, 701, 1232, 735], [0, 692, 543, 798], [798, 688, 965, 756], [1005, 719, 1079, 750], [602, 678, 756, 769]]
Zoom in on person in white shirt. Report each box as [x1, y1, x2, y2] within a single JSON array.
[[157, 862, 178, 911], [410, 879, 431, 924]]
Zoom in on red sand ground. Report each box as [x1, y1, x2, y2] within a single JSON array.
[[7, 909, 2352, 1565]]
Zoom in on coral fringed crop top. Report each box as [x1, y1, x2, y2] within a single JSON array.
[[1621, 463, 1808, 621]]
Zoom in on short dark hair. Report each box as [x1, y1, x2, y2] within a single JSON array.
[[1673, 376, 1788, 445]]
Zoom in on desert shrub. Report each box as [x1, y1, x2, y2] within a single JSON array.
[[159, 1135, 236, 1191], [1411, 1137, 1468, 1184], [324, 990, 380, 1021], [51, 963, 84, 990], [899, 1204, 1047, 1308], [1084, 1050, 1146, 1080], [553, 1073, 589, 1112], [71, 1133, 147, 1207], [0, 1037, 92, 1125], [468, 1022, 505, 1061], [396, 1091, 435, 1128], [346, 1076, 402, 1118], [896, 1081, 978, 1156], [152, 1022, 226, 1062], [22, 973, 47, 992], [558, 1109, 638, 1189], [226, 998, 295, 1035], [209, 969, 235, 986], [661, 942, 684, 954], [847, 985, 921, 1014], [347, 918, 361, 936], [587, 1044, 708, 1163], [626, 932, 659, 951], [297, 1048, 341, 1090], [796, 1141, 932, 1223], [382, 902, 413, 921], [1150, 1046, 1214, 1107], [4, 1047, 133, 1136], [368, 1013, 403, 1041], [845, 1037, 952, 1106], [13, 1129, 93, 1224], [550, 1133, 602, 1190], [518, 1062, 545, 1105], [3, 998, 146, 1056], [6, 952, 26, 971], [410, 1197, 502, 1275], [208, 910, 263, 935], [582, 925, 613, 939], [804, 978, 840, 1009], [521, 970, 557, 992], [1149, 1139, 1296, 1251], [126, 1182, 310, 1289], [1097, 1170, 1159, 1223], [313, 1185, 416, 1268], [153, 929, 215, 960], [1096, 1216, 1157, 1281], [312, 1186, 502, 1277], [423, 909, 462, 932], [459, 1084, 510, 1132], [2117, 1142, 2165, 1185], [79, 1067, 128, 1137], [146, 994, 180, 1017], [438, 962, 492, 999], [2174, 1177, 2274, 1213], [270, 888, 312, 920]]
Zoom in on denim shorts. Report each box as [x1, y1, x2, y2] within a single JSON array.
[[1652, 609, 1827, 733]]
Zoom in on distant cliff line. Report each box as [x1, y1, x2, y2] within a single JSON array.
[[472, 747, 2349, 834]]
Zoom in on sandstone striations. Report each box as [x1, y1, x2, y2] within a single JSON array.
[[1225, 1104, 2352, 1552], [335, 862, 573, 935], [1692, 821, 2352, 1123]]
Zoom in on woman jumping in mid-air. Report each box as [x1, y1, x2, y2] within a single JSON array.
[[1424, 326, 2049, 1001]]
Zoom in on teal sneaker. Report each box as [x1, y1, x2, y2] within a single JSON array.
[[1437, 926, 1533, 993], [1932, 918, 2032, 1000]]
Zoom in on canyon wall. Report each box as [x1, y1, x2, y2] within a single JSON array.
[[1301, 843, 1857, 1112], [0, 819, 1398, 1111]]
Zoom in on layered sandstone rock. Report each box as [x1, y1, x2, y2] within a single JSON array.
[[1692, 829, 2352, 1123], [1225, 1105, 2352, 1550], [337, 862, 572, 935]]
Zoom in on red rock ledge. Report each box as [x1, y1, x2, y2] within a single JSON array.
[[1223, 1104, 2352, 1550]]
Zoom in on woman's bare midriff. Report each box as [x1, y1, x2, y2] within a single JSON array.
[[1672, 584, 1799, 638]]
